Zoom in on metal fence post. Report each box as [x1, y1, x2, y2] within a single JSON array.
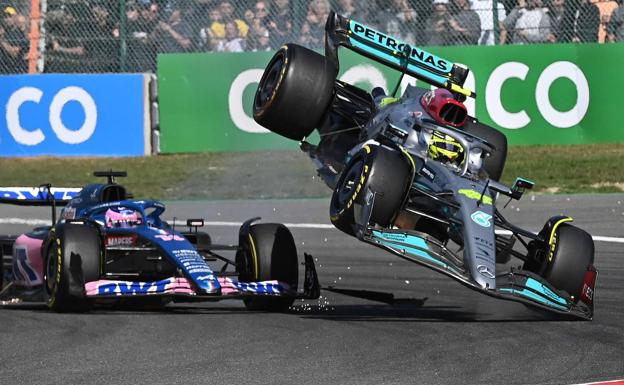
[[493, 0, 500, 45], [120, 0, 127, 72]]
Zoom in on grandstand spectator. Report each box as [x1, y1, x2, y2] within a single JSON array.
[[559, 0, 600, 42], [379, 0, 421, 45], [155, 6, 194, 53], [88, 1, 119, 72], [547, 0, 566, 41], [45, 3, 88, 73], [199, 5, 223, 50], [216, 20, 245, 52], [501, 0, 551, 44], [424, 0, 450, 46], [299, 0, 330, 48], [126, 0, 159, 72], [220, 1, 249, 38], [0, 5, 28, 73], [243, 8, 255, 27], [268, 0, 293, 47], [607, 0, 624, 41], [207, 5, 225, 38], [249, 26, 272, 51], [471, 0, 507, 44], [336, 0, 357, 18], [253, 1, 270, 28], [446, 0, 482, 44], [339, 0, 376, 24]]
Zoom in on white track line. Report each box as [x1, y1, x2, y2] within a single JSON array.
[[570, 380, 624, 385], [0, 218, 622, 244]]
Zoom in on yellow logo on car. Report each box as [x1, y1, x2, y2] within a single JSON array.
[[458, 189, 492, 205]]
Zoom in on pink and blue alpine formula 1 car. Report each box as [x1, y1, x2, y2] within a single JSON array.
[[0, 171, 319, 312]]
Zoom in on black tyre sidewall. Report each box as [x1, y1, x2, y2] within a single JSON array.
[[329, 149, 369, 236], [253, 44, 337, 140], [45, 224, 102, 312], [240, 223, 298, 311], [330, 145, 412, 235], [543, 224, 595, 300]]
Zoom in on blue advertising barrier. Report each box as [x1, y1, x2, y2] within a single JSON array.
[[0, 74, 148, 157]]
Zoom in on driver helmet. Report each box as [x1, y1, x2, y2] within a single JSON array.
[[105, 207, 143, 228], [428, 131, 464, 165]]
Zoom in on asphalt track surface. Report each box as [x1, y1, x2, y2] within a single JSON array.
[[0, 194, 622, 385]]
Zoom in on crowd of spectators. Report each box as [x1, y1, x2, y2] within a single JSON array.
[[0, 5, 29, 73], [1, 0, 624, 74]]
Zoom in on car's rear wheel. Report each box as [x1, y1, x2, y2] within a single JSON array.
[[330, 145, 412, 236], [463, 119, 507, 181], [44, 223, 102, 312], [237, 223, 298, 312], [253, 44, 337, 140]]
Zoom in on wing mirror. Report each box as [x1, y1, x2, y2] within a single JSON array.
[[511, 177, 534, 200]]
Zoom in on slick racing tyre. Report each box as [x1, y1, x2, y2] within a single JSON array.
[[44, 223, 102, 313], [238, 223, 298, 312], [541, 224, 595, 301], [253, 43, 337, 140], [330, 145, 412, 236], [462, 118, 507, 181]]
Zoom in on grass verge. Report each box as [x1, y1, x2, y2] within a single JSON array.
[[502, 144, 624, 194], [0, 144, 622, 200]]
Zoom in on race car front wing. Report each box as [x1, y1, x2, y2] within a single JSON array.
[[83, 253, 321, 301], [363, 227, 595, 320]]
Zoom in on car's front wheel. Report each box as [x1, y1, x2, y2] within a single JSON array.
[[330, 145, 412, 236], [237, 223, 299, 312], [541, 224, 595, 301], [44, 223, 102, 313]]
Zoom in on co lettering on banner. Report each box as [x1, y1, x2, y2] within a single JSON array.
[[7, 86, 97, 145], [0, 74, 146, 156], [485, 61, 589, 129]]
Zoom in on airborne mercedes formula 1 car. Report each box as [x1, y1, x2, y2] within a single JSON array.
[[0, 171, 319, 312], [253, 12, 597, 319]]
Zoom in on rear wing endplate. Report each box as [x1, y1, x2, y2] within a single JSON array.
[[325, 11, 475, 98]]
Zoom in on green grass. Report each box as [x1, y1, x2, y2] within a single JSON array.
[[1, 144, 623, 200], [501, 144, 624, 194]]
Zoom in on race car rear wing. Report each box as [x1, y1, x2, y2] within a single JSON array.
[[324, 11, 475, 98], [0, 186, 80, 206], [0, 186, 81, 226]]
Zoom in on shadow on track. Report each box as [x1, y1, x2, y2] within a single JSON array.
[[0, 287, 579, 322]]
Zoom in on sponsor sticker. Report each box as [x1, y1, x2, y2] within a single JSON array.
[[580, 267, 597, 305], [350, 22, 450, 72], [155, 234, 185, 241], [477, 264, 495, 279], [420, 166, 436, 182], [105, 235, 138, 247], [459, 189, 492, 205], [471, 211, 492, 228]]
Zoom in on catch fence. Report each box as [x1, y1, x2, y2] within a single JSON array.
[[0, 0, 621, 74]]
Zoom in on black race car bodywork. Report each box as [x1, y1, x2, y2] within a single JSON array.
[[253, 12, 596, 320], [0, 172, 319, 312]]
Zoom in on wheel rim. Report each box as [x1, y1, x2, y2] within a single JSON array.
[[255, 52, 285, 110], [334, 159, 365, 210], [45, 249, 58, 294]]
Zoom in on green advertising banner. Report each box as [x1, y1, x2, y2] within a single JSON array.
[[158, 43, 624, 153]]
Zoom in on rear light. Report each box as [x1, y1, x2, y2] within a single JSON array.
[[421, 88, 467, 127]]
